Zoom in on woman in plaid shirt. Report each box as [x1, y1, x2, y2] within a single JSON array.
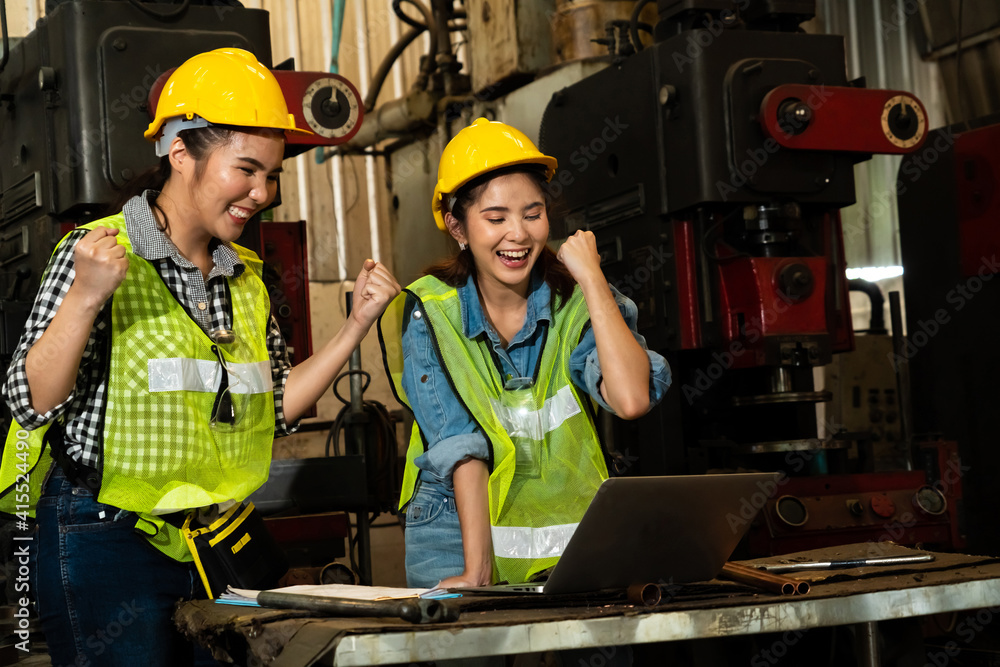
[[1, 48, 399, 666]]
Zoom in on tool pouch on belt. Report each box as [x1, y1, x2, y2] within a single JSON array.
[[181, 501, 288, 599]]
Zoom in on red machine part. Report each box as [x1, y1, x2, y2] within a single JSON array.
[[759, 85, 928, 154], [715, 255, 829, 368], [954, 124, 1000, 278], [748, 470, 961, 556], [147, 68, 364, 151], [673, 219, 702, 349], [913, 440, 966, 549], [273, 71, 364, 147], [672, 213, 853, 360], [258, 221, 314, 416]]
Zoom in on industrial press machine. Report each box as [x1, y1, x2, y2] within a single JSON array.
[[534, 0, 962, 554]]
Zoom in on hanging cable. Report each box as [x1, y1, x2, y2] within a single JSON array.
[[363, 24, 427, 112], [324, 371, 400, 515], [630, 0, 655, 53], [0, 0, 9, 77]]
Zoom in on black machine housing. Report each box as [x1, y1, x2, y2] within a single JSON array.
[[539, 0, 861, 474], [0, 1, 272, 360]]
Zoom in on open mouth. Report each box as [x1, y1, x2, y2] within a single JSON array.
[[227, 205, 253, 223], [497, 248, 530, 267]]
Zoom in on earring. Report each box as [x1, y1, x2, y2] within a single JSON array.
[[459, 242, 467, 251]]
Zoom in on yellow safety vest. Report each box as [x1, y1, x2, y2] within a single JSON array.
[[379, 275, 609, 583], [0, 215, 275, 560]]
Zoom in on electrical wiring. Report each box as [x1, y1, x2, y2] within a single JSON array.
[[324, 369, 402, 583]]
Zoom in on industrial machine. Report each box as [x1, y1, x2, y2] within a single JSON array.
[[535, 0, 964, 554], [898, 113, 1000, 556], [0, 0, 363, 382]]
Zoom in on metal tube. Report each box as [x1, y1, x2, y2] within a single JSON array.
[[856, 621, 881, 667], [771, 367, 793, 393], [256, 591, 461, 624], [846, 0, 862, 80], [720, 562, 799, 596], [759, 554, 935, 573], [627, 583, 662, 606], [345, 292, 372, 586], [889, 291, 914, 469]]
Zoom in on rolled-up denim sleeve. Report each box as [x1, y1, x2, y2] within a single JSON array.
[[569, 284, 672, 414], [401, 298, 490, 492]]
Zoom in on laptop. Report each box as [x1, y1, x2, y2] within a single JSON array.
[[461, 473, 779, 595]]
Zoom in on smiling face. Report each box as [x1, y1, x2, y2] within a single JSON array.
[[176, 128, 285, 244], [447, 171, 549, 298]]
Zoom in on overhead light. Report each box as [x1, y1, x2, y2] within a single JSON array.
[[845, 266, 903, 282]]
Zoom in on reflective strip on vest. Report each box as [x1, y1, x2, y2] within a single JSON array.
[[491, 522, 580, 560], [147, 358, 273, 394], [489, 385, 581, 440]]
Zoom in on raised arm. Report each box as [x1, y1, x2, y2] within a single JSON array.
[[281, 259, 400, 424], [24, 227, 128, 416], [557, 230, 651, 419]]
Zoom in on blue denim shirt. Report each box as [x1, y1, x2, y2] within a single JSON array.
[[401, 273, 671, 496]]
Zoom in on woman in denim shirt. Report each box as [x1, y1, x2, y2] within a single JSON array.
[[383, 119, 670, 590]]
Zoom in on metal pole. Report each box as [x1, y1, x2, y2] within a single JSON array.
[[257, 591, 461, 624], [855, 621, 881, 667], [345, 291, 373, 585], [889, 291, 914, 470]]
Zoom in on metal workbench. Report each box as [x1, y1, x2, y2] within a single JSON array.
[[175, 544, 1000, 666]]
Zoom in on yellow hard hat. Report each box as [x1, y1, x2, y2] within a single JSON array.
[[432, 118, 557, 231], [144, 48, 309, 144]]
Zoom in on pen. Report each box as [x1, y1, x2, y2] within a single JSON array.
[[757, 554, 935, 573]]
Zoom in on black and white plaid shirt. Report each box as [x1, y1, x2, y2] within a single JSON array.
[[3, 191, 298, 468]]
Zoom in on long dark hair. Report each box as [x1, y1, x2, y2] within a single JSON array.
[[424, 165, 577, 309], [104, 125, 243, 227]]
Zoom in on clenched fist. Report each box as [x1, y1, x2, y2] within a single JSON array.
[[556, 230, 604, 288], [73, 226, 128, 309], [350, 259, 401, 330]]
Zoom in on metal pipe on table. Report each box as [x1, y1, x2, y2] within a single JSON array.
[[720, 562, 807, 596], [256, 591, 460, 625], [758, 554, 935, 573], [627, 582, 662, 606]]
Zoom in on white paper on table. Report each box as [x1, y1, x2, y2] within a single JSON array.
[[226, 583, 437, 602]]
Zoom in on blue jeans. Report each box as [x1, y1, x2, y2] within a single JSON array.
[[403, 484, 465, 588], [404, 486, 632, 666], [36, 468, 213, 667]]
